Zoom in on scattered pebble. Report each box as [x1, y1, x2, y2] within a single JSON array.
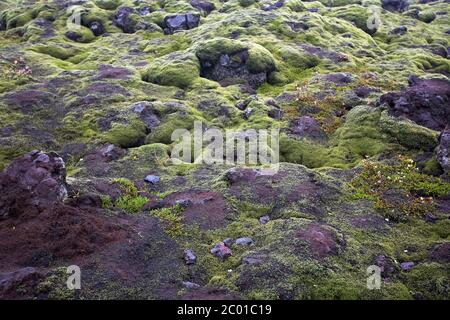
[[144, 175, 160, 184], [235, 237, 254, 246], [400, 261, 415, 271], [182, 281, 200, 290], [223, 238, 233, 247], [184, 249, 197, 265], [259, 215, 270, 224], [211, 242, 232, 260]]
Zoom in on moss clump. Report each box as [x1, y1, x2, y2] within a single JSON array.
[[328, 5, 379, 35], [403, 263, 449, 300], [145, 113, 195, 145], [115, 195, 148, 213], [111, 178, 148, 214], [278, 46, 320, 70], [142, 51, 200, 89], [329, 106, 391, 163], [349, 156, 450, 217], [195, 38, 276, 74], [417, 10, 436, 23], [30, 43, 81, 60], [104, 119, 147, 148], [379, 111, 439, 151], [238, 0, 257, 8], [65, 25, 96, 43], [94, 0, 121, 10], [279, 136, 329, 168], [36, 267, 77, 300], [123, 143, 170, 166]]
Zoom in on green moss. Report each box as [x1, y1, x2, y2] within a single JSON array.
[[145, 113, 195, 145], [279, 136, 329, 168], [286, 0, 306, 12], [403, 263, 449, 300], [328, 5, 379, 35], [379, 111, 439, 151], [104, 119, 147, 148], [150, 204, 185, 238], [195, 38, 276, 74], [115, 194, 148, 213], [238, 0, 256, 7], [111, 178, 148, 213], [124, 143, 170, 166], [36, 267, 77, 300], [94, 0, 121, 10], [417, 10, 436, 23], [142, 51, 200, 89], [30, 43, 82, 60], [65, 25, 96, 43]]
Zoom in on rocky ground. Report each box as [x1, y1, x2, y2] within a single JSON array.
[[0, 0, 449, 300]]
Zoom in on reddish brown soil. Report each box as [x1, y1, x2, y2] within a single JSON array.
[[0, 204, 129, 271], [164, 189, 230, 230]]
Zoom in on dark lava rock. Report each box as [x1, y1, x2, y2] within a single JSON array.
[[374, 255, 398, 277], [262, 0, 285, 11], [289, 116, 327, 141], [164, 13, 200, 34], [324, 72, 354, 86], [95, 65, 133, 81], [390, 25, 408, 36], [144, 175, 161, 184], [0, 267, 41, 296], [243, 107, 253, 120], [380, 77, 450, 131], [190, 0, 216, 14], [223, 168, 259, 185], [211, 242, 232, 260], [436, 128, 450, 175], [400, 261, 415, 271], [113, 7, 136, 33], [268, 108, 283, 120], [223, 238, 233, 247], [382, 0, 410, 12], [429, 243, 450, 263], [199, 49, 275, 89], [184, 249, 197, 265], [354, 86, 375, 98], [65, 30, 82, 41], [259, 215, 270, 224], [89, 21, 104, 36], [130, 101, 161, 130], [235, 237, 254, 246], [0, 150, 67, 219], [235, 96, 257, 110], [113, 7, 153, 33]]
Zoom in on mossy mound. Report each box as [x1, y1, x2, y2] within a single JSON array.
[[142, 51, 200, 89]]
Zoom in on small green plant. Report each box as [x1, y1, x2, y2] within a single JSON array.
[[115, 195, 149, 214], [151, 204, 185, 237], [109, 178, 148, 214], [349, 155, 450, 218]]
